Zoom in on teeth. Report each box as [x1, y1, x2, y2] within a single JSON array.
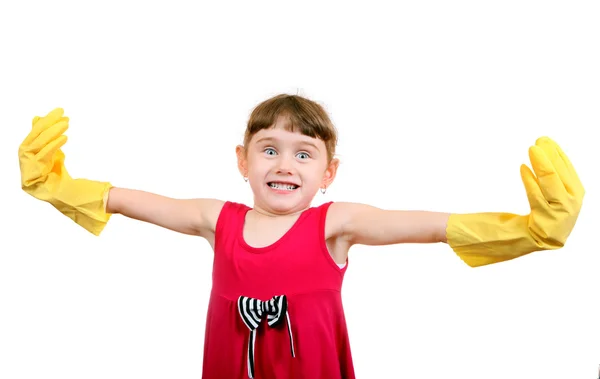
[[269, 182, 298, 190]]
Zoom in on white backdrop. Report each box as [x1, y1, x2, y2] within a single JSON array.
[[1, 1, 598, 378]]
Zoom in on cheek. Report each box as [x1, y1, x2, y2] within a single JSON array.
[[247, 161, 273, 182], [299, 167, 324, 186]]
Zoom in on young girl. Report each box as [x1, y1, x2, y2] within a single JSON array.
[[18, 94, 584, 378]]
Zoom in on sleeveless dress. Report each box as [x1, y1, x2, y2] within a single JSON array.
[[201, 201, 355, 378]]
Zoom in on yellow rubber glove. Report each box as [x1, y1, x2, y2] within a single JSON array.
[[19, 108, 113, 236], [446, 136, 585, 267]]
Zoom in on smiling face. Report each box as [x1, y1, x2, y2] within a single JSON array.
[[236, 116, 339, 216]]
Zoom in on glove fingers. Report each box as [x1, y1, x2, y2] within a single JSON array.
[[535, 137, 575, 196], [21, 137, 68, 185], [21, 108, 65, 146], [36, 135, 68, 165], [25, 119, 69, 154], [520, 163, 546, 210], [529, 145, 565, 204], [553, 140, 585, 198]]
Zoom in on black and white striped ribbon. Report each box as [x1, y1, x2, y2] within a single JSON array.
[[237, 295, 295, 378]]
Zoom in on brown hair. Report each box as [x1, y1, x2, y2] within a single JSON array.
[[243, 94, 338, 163]]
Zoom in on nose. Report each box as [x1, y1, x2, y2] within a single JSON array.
[[275, 154, 294, 175]]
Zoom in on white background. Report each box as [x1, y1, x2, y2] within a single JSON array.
[[1, 1, 599, 378]]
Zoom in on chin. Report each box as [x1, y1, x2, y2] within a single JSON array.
[[261, 196, 313, 215], [267, 199, 302, 212]]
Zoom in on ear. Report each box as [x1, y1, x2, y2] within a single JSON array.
[[236, 145, 248, 178], [321, 157, 340, 189]]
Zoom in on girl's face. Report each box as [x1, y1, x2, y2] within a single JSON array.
[[236, 118, 338, 216]]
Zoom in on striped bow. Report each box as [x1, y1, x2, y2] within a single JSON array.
[[237, 295, 295, 378]]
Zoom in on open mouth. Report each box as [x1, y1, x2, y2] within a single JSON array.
[[268, 182, 299, 191]]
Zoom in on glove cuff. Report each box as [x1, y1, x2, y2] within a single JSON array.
[[50, 178, 114, 236], [446, 212, 544, 267]]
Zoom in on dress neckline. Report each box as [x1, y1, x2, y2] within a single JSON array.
[[238, 206, 313, 253]]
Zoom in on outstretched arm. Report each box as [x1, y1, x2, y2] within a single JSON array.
[[105, 187, 223, 237], [329, 203, 450, 245], [19, 108, 224, 238], [329, 137, 584, 267]]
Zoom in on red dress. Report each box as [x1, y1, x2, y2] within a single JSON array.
[[201, 201, 355, 378]]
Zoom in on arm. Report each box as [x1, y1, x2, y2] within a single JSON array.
[[329, 202, 450, 246], [19, 107, 224, 239], [105, 187, 224, 237], [328, 137, 584, 268]]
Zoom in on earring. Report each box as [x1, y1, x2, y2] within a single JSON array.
[[244, 177, 248, 182], [320, 187, 326, 194]]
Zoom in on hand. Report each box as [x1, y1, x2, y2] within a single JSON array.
[[18, 108, 113, 236], [19, 108, 71, 200], [446, 136, 585, 267], [520, 136, 585, 248]]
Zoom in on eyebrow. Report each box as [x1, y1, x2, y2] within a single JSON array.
[[255, 137, 320, 151]]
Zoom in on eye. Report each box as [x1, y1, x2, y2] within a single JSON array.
[[296, 152, 310, 160], [264, 148, 277, 156]]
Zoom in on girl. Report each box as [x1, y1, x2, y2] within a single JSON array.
[[18, 94, 584, 378]]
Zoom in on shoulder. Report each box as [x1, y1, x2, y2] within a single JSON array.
[[189, 198, 228, 237], [210, 200, 252, 229], [322, 201, 378, 241], [208, 200, 252, 219]]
